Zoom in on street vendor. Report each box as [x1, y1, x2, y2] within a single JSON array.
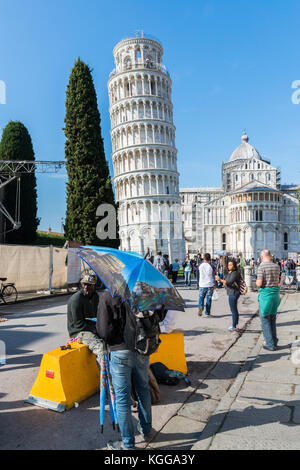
[[67, 272, 106, 367]]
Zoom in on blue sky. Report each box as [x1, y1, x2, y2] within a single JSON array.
[[1, 0, 300, 232]]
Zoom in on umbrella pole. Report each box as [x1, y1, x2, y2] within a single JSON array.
[[103, 354, 119, 432], [107, 382, 115, 430], [100, 360, 107, 434]]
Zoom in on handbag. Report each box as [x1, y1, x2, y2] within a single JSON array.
[[239, 279, 248, 295], [212, 290, 219, 301], [237, 277, 248, 295], [233, 274, 248, 295]]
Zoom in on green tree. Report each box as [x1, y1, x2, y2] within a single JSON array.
[[64, 58, 119, 247], [0, 121, 39, 244]]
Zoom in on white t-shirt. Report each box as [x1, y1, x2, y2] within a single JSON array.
[[199, 262, 215, 288], [154, 255, 164, 272]]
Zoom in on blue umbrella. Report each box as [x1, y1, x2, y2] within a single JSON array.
[[99, 354, 119, 433], [107, 382, 115, 431], [99, 359, 107, 434], [78, 246, 185, 312], [103, 353, 118, 429], [89, 321, 119, 433]]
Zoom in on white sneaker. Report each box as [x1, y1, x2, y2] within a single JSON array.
[[227, 326, 238, 332], [137, 423, 155, 442], [106, 440, 135, 450]]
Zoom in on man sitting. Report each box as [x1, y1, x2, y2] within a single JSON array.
[[67, 273, 106, 367]]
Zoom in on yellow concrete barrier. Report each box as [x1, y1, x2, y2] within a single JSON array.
[[26, 342, 99, 412], [27, 331, 187, 412], [149, 331, 187, 375]]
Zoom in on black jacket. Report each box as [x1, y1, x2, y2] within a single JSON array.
[[67, 290, 99, 338], [96, 290, 129, 351], [96, 290, 167, 352], [225, 271, 241, 296]]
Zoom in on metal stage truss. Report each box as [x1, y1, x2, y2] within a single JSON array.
[[0, 160, 66, 237]]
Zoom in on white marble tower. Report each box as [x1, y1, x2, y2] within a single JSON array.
[[108, 34, 185, 261]]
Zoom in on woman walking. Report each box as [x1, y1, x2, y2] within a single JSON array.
[[215, 260, 241, 332], [182, 255, 193, 287]]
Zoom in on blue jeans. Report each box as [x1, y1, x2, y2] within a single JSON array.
[[260, 314, 278, 350], [184, 271, 191, 286], [110, 350, 152, 449], [228, 294, 240, 328], [199, 287, 214, 314]]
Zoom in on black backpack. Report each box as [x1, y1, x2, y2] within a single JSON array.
[[150, 362, 179, 385], [163, 258, 169, 271], [124, 304, 167, 356]]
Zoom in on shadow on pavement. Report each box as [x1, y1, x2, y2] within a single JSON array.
[[0, 328, 57, 356], [197, 398, 300, 444], [0, 297, 70, 318]]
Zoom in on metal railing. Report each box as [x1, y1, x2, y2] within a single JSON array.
[[118, 31, 163, 46]]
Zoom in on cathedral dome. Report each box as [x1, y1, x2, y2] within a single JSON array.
[[229, 132, 261, 161]]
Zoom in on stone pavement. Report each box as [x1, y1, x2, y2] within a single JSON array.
[[1, 283, 298, 450], [186, 290, 300, 451], [135, 282, 262, 450], [0, 282, 259, 450]]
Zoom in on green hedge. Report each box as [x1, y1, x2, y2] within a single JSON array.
[[36, 232, 66, 247]]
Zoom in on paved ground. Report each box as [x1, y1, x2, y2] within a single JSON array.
[[0, 281, 299, 450], [191, 291, 300, 450]]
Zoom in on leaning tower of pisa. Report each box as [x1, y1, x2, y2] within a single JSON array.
[[107, 33, 185, 261]]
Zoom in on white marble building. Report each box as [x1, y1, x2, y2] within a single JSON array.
[[108, 34, 185, 260], [181, 133, 299, 259]]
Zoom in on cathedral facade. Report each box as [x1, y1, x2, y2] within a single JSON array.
[[180, 133, 299, 260]]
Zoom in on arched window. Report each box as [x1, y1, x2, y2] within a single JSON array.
[[255, 210, 263, 221], [136, 48, 141, 60], [150, 79, 155, 95], [124, 56, 132, 70], [145, 55, 153, 69], [284, 232, 288, 251], [222, 233, 226, 250]]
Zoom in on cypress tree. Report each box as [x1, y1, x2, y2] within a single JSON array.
[[0, 121, 39, 244], [64, 58, 119, 247]]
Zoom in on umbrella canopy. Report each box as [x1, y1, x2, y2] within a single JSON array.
[[78, 246, 185, 312]]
